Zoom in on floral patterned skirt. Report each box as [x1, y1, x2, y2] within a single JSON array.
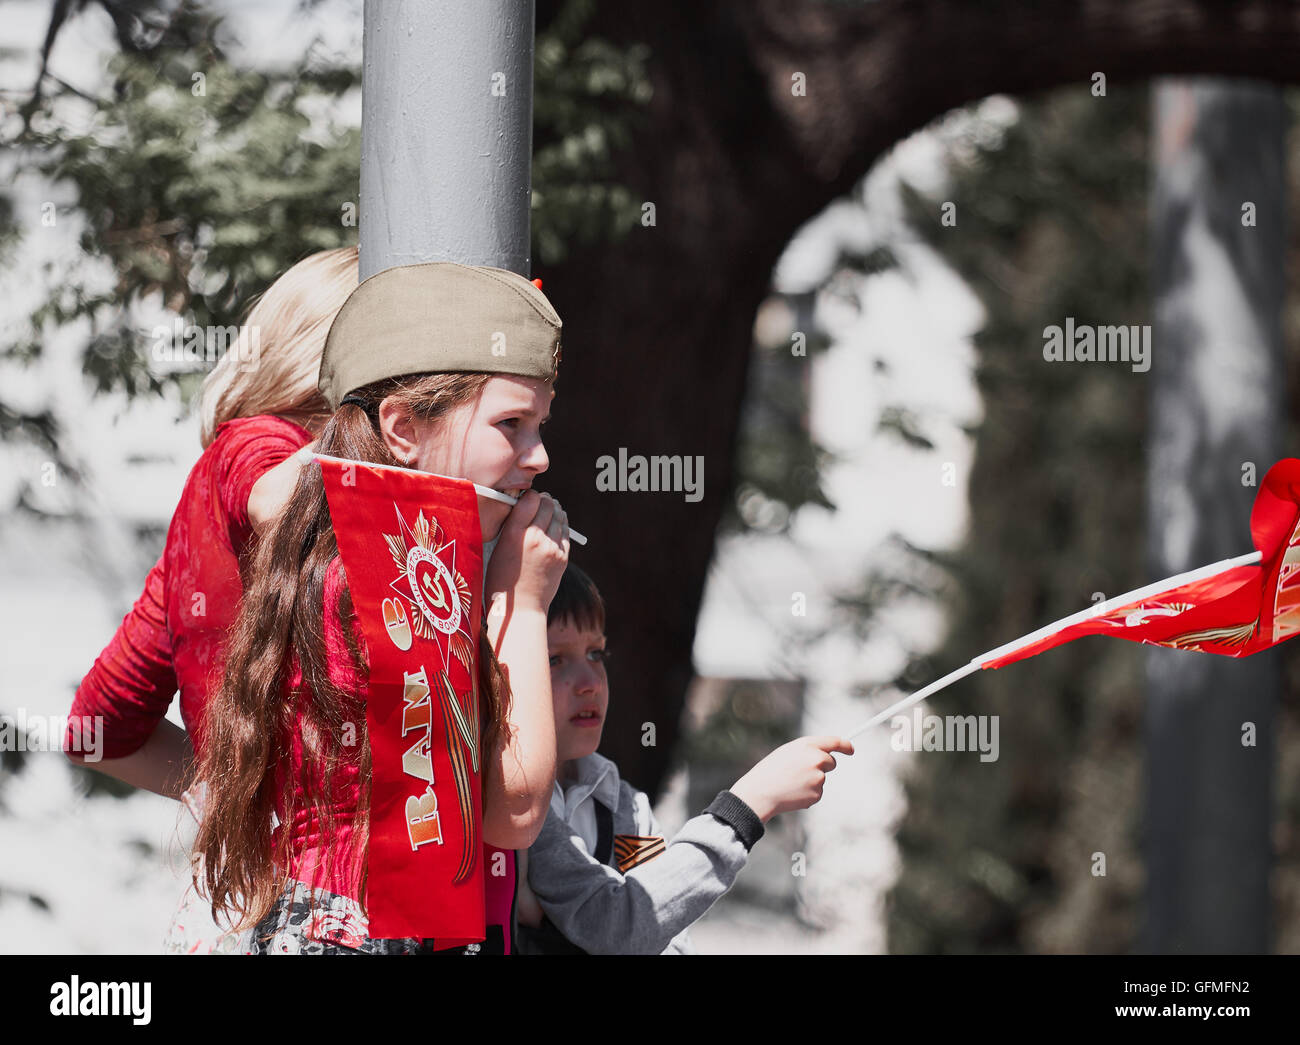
[[168, 787, 486, 955], [242, 879, 479, 955]]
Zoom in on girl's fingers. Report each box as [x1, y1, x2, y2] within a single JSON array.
[[544, 498, 568, 539], [505, 491, 542, 534], [553, 501, 571, 555], [517, 493, 569, 553], [529, 493, 555, 531]]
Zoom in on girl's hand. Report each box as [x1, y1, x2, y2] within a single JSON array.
[[484, 491, 569, 615], [729, 735, 854, 823]]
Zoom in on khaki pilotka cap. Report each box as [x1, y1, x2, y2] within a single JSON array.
[[318, 262, 563, 409]]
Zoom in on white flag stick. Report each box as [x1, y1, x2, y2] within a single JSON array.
[[844, 662, 982, 742], [308, 450, 588, 546], [843, 549, 1262, 742]]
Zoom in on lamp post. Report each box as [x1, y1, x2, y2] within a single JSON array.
[[359, 0, 536, 280]]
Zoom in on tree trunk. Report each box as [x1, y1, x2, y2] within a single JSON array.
[[1145, 78, 1284, 952], [534, 0, 1300, 795]]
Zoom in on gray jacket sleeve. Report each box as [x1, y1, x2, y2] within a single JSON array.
[[636, 792, 693, 955], [526, 791, 761, 956]]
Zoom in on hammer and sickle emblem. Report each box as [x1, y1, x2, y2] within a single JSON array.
[[421, 567, 449, 613], [405, 541, 463, 635]]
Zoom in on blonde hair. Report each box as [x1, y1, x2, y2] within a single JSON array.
[[198, 246, 359, 448]]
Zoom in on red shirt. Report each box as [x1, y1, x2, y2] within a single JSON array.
[[67, 415, 313, 758]]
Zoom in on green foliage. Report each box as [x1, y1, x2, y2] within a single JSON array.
[[532, 0, 652, 265], [724, 343, 836, 535], [7, 23, 361, 401], [876, 85, 1152, 952], [0, 0, 650, 472], [0, 189, 17, 261]]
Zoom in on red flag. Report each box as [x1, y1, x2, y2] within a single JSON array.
[[847, 460, 1300, 741], [980, 458, 1300, 670], [317, 454, 485, 943]]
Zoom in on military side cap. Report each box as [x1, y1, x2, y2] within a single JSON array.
[[319, 261, 562, 409]]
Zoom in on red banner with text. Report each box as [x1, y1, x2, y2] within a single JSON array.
[[318, 454, 485, 943]]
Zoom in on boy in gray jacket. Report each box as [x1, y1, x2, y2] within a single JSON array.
[[514, 564, 853, 955]]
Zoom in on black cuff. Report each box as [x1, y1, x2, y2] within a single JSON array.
[[705, 790, 765, 851]]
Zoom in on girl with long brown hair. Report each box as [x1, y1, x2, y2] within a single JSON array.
[[192, 261, 568, 953]]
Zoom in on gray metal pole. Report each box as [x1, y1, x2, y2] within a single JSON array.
[[359, 0, 535, 281]]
